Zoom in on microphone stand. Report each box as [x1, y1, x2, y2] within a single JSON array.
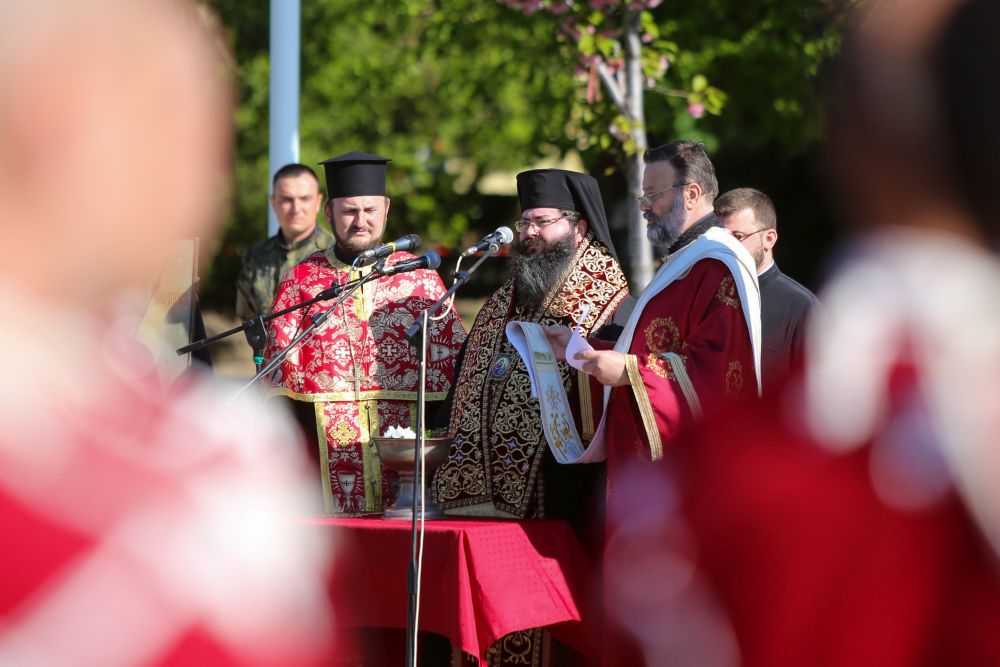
[[402, 244, 502, 667], [176, 276, 371, 373], [230, 269, 382, 401]]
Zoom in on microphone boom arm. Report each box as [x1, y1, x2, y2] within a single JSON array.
[[230, 270, 381, 401]]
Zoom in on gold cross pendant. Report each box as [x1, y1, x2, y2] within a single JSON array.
[[346, 364, 372, 401]]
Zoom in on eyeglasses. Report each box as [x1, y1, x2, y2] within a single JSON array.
[[637, 183, 688, 207], [729, 228, 766, 242], [513, 216, 565, 233]]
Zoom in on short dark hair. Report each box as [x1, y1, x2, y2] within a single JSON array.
[[643, 140, 719, 202], [715, 188, 777, 230], [272, 163, 320, 189]]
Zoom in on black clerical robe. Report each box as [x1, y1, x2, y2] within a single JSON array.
[[759, 261, 819, 390]]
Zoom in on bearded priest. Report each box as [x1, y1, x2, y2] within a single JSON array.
[[263, 152, 466, 515], [546, 141, 762, 483], [432, 168, 632, 664]]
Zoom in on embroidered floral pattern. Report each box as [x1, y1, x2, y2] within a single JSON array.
[[726, 360, 744, 397], [716, 275, 740, 308]]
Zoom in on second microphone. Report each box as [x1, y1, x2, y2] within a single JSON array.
[[353, 234, 421, 268]]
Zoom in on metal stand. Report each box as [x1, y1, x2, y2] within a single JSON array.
[[402, 244, 502, 667], [176, 274, 370, 371], [230, 270, 381, 401]]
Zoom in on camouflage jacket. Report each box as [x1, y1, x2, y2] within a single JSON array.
[[235, 225, 333, 320]]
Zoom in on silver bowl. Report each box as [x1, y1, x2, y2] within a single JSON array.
[[372, 436, 452, 520]]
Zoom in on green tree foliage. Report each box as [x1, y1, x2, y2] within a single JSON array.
[[204, 0, 582, 307], [202, 0, 848, 307], [495, 0, 845, 159], [645, 0, 847, 153]]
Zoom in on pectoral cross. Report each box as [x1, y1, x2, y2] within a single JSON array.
[[346, 364, 372, 401]]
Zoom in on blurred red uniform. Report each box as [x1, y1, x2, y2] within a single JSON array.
[[0, 304, 337, 667], [604, 232, 1000, 666]]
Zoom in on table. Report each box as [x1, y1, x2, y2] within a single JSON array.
[[311, 516, 594, 663]]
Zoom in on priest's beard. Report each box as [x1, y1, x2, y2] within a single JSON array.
[[336, 233, 383, 259], [334, 215, 387, 259], [646, 190, 686, 249], [510, 233, 577, 311]]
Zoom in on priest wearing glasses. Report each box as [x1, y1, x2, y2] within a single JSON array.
[[433, 167, 631, 665]]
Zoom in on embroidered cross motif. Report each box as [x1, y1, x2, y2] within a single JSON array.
[[653, 327, 673, 349], [645, 316, 680, 354]]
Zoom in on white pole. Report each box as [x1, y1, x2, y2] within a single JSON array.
[[268, 0, 301, 237]]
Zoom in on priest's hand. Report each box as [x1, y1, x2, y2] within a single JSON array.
[[574, 350, 629, 387], [542, 325, 572, 361]]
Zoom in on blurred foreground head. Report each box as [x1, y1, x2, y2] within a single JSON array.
[[0, 0, 232, 308], [829, 0, 1000, 245], [0, 4, 338, 666]]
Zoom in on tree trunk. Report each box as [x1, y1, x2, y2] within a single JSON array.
[[623, 9, 652, 294]]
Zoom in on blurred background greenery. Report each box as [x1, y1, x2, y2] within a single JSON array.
[[201, 0, 850, 317]]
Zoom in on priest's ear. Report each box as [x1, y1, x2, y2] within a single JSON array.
[[762, 227, 778, 252], [684, 181, 704, 209], [575, 218, 588, 246]]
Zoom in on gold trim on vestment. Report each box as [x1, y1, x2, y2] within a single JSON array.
[[577, 368, 594, 441], [266, 387, 448, 403], [314, 403, 335, 514], [661, 351, 703, 420], [443, 502, 519, 519], [625, 353, 663, 461], [359, 400, 382, 511]]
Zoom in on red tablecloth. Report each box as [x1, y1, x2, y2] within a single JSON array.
[[311, 516, 593, 662]]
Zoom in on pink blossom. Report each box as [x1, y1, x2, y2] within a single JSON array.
[[646, 76, 655, 88], [641, 33, 653, 43], [586, 24, 596, 34], [687, 102, 706, 119], [549, 1, 570, 14], [520, 0, 543, 14], [561, 18, 581, 40]]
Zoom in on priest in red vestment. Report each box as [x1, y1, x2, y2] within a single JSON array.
[[601, 2, 1000, 664], [547, 141, 761, 484], [264, 153, 466, 515]]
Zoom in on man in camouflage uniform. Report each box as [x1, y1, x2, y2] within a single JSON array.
[[235, 163, 333, 320]]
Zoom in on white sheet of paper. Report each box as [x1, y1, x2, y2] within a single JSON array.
[[566, 304, 594, 371]]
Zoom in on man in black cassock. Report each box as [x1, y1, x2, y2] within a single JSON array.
[[716, 187, 819, 391]]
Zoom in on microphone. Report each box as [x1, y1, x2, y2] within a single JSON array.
[[353, 234, 421, 267], [460, 226, 514, 257], [376, 251, 441, 277]]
